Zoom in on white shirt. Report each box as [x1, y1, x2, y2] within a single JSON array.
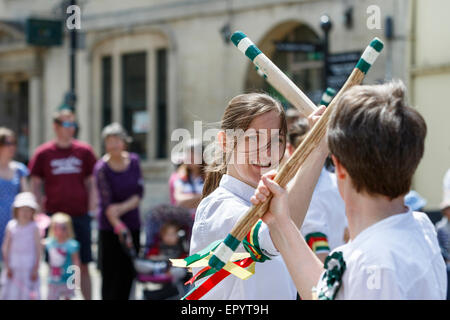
[[301, 168, 348, 252], [317, 207, 447, 300], [190, 174, 297, 300]]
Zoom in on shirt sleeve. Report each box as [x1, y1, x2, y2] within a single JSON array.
[[94, 162, 113, 209], [257, 221, 279, 257], [301, 196, 331, 254], [15, 162, 29, 179], [28, 149, 45, 178], [68, 240, 80, 254]]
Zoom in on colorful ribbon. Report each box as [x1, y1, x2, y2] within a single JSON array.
[[170, 220, 270, 300]]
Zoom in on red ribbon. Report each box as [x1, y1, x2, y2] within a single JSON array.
[[185, 266, 211, 286], [184, 257, 254, 300]]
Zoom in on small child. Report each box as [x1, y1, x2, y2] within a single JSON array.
[[0, 192, 41, 300], [148, 222, 185, 260], [45, 212, 81, 300]]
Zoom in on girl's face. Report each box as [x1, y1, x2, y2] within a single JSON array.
[[53, 223, 69, 241], [105, 135, 126, 156], [226, 110, 286, 188], [16, 206, 34, 224]]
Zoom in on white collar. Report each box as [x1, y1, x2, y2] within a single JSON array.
[[219, 174, 256, 205]]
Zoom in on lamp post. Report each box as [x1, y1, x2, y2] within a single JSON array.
[[67, 0, 77, 111], [320, 14, 332, 91]]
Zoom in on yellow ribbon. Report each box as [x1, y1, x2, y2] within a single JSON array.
[[171, 252, 255, 280]]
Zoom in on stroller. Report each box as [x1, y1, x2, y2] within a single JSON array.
[[120, 204, 193, 300]]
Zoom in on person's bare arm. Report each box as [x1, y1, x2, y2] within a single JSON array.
[[316, 252, 328, 264], [285, 106, 329, 229], [72, 251, 81, 268], [84, 175, 97, 213], [20, 176, 30, 192], [30, 176, 44, 211], [105, 195, 140, 248], [2, 229, 11, 270], [269, 215, 324, 299], [117, 194, 140, 215], [31, 227, 41, 281], [106, 194, 141, 221], [251, 174, 324, 299], [286, 138, 329, 228]]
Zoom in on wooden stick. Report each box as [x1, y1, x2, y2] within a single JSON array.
[[231, 31, 317, 117], [208, 37, 384, 271]]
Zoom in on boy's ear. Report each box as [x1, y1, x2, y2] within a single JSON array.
[[331, 154, 347, 180]]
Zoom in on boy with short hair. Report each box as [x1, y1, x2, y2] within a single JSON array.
[[251, 80, 447, 299]]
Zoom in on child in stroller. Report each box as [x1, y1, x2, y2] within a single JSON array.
[[129, 204, 193, 300]]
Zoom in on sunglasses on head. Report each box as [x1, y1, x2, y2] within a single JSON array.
[[55, 119, 77, 128]]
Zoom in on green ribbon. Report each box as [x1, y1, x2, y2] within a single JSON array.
[[243, 220, 271, 263]]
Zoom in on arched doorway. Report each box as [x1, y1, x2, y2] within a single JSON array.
[[245, 21, 323, 111]]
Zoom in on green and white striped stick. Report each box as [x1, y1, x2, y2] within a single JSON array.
[[208, 36, 384, 272], [320, 87, 337, 107], [231, 31, 317, 116]]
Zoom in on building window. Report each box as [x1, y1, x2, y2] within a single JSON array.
[[156, 49, 167, 159], [274, 25, 323, 105], [245, 23, 323, 108], [101, 56, 112, 129], [94, 32, 170, 162], [122, 52, 147, 159]]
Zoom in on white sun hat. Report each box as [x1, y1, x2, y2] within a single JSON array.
[[13, 192, 39, 211]]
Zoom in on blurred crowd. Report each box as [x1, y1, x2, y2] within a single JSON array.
[[0, 106, 203, 300]]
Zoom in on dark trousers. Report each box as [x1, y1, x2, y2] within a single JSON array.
[[98, 229, 140, 300]]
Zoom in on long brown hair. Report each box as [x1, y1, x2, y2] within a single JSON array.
[[202, 92, 287, 198]]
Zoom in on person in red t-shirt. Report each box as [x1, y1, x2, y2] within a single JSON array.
[[28, 108, 97, 300]]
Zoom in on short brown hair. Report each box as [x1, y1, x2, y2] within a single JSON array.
[[327, 80, 427, 199], [288, 117, 310, 148]]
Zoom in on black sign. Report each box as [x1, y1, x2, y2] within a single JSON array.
[[25, 18, 63, 47], [326, 51, 361, 90], [275, 41, 323, 53]]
